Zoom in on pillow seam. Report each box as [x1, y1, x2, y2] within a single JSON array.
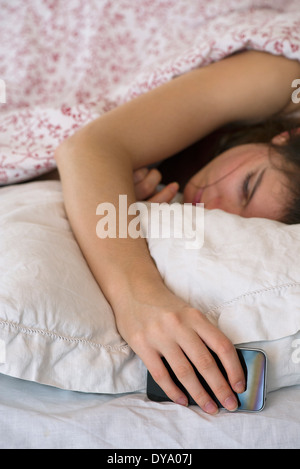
[[0, 318, 130, 352], [206, 281, 300, 318]]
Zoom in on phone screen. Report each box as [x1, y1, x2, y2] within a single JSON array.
[[146, 347, 267, 412], [237, 348, 266, 411]]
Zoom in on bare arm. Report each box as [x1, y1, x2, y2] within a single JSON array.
[[55, 51, 300, 413]]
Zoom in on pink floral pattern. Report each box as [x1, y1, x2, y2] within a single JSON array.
[[1, 0, 300, 184]]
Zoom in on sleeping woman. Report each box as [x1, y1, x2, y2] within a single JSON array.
[[54, 50, 300, 415]]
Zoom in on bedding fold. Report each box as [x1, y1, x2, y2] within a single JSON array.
[[1, 0, 300, 184]]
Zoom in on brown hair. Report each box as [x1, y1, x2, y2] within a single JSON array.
[[270, 127, 300, 224], [214, 118, 300, 224], [159, 117, 300, 224]]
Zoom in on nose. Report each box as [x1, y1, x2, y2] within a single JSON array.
[[204, 195, 239, 215]]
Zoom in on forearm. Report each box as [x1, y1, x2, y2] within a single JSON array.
[[55, 62, 227, 297], [54, 64, 226, 309], [55, 126, 164, 316]]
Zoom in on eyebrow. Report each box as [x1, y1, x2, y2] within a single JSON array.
[[248, 168, 266, 204]]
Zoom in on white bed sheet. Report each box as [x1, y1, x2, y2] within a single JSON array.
[[1, 0, 300, 452], [0, 373, 299, 449]]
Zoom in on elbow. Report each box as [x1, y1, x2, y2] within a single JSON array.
[[54, 137, 70, 163], [54, 132, 78, 167], [54, 144, 62, 165]]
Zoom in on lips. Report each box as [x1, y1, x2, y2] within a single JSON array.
[[192, 188, 204, 205]]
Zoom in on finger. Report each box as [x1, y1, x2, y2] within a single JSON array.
[[164, 347, 220, 415], [143, 350, 189, 407], [213, 342, 246, 395], [186, 344, 239, 412], [167, 312, 243, 411], [135, 168, 162, 200], [190, 318, 246, 404], [133, 167, 149, 184], [148, 182, 179, 203], [194, 316, 246, 395], [169, 327, 234, 412]]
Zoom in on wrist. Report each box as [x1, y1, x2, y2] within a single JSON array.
[[104, 246, 165, 313]]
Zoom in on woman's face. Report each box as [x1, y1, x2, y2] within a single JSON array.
[[183, 143, 289, 220]]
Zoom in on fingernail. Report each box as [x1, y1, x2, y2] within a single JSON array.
[[235, 380, 246, 394], [204, 401, 219, 415], [169, 182, 179, 194], [133, 168, 147, 183], [176, 396, 188, 407], [224, 395, 238, 412]]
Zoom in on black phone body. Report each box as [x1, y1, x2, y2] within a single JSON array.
[[147, 347, 267, 412]]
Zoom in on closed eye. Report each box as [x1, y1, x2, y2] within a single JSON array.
[[242, 172, 253, 204], [243, 169, 266, 206]]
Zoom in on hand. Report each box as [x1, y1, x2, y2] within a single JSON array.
[[114, 281, 246, 415], [133, 167, 179, 202]]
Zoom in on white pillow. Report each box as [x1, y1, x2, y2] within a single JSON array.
[[0, 181, 146, 393], [139, 203, 300, 392], [0, 180, 299, 394]]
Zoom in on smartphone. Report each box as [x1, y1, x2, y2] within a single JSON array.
[[147, 347, 267, 412]]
